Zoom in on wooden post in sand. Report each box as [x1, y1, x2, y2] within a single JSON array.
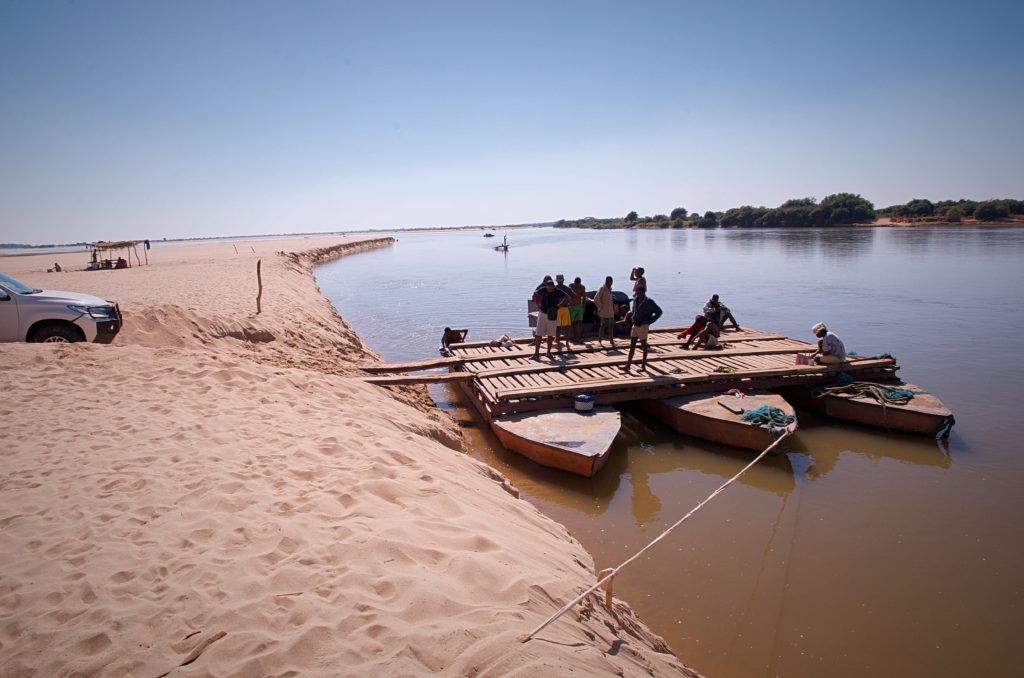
[[256, 259, 263, 315], [597, 568, 615, 611]]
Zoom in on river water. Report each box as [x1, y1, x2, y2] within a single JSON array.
[[316, 226, 1024, 678]]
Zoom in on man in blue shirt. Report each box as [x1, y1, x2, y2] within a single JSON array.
[[622, 286, 663, 372]]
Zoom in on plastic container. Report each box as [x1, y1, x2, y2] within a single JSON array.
[[575, 394, 595, 412]]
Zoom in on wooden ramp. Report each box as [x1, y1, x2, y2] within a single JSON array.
[[445, 327, 898, 420]]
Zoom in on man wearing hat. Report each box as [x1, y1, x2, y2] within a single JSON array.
[[811, 322, 846, 364]]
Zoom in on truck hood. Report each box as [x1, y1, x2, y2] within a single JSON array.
[[27, 289, 115, 306]]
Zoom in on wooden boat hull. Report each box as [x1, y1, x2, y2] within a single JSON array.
[[490, 406, 621, 477], [777, 382, 954, 437], [644, 390, 797, 451]]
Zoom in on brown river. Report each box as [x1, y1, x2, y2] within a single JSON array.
[[317, 226, 1024, 677]]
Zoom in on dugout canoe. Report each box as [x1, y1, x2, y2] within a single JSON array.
[[777, 381, 954, 437], [644, 390, 797, 451], [490, 406, 621, 477]]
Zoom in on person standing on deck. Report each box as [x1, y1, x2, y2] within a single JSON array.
[[630, 267, 647, 295], [532, 278, 568, 360], [594, 276, 617, 349], [622, 286, 663, 372], [569, 276, 586, 342], [554, 274, 573, 352], [811, 322, 847, 364]]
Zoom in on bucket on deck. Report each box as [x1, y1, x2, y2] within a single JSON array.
[[575, 394, 595, 412]]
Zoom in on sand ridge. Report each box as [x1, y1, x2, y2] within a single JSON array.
[[0, 236, 697, 676]]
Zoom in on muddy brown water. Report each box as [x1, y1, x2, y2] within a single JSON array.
[[317, 226, 1024, 677]]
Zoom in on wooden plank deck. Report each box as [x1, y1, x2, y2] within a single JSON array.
[[446, 327, 898, 418]]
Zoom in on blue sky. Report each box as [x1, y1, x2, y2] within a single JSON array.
[[1, 0, 1022, 244]]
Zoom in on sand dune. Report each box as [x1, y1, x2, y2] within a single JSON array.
[[0, 237, 697, 676]]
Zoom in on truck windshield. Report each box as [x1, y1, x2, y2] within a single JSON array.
[[0, 273, 39, 294]]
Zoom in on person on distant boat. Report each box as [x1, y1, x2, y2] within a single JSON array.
[[532, 277, 568, 360], [704, 294, 740, 330], [554, 274, 573, 352], [594, 276, 617, 348], [690, 313, 722, 350], [622, 286, 663, 372], [630, 267, 647, 295], [677, 314, 708, 347], [569, 276, 586, 342], [811, 322, 846, 364], [439, 327, 468, 356]]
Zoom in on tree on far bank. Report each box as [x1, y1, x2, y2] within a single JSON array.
[[974, 200, 1011, 221], [625, 211, 638, 225], [670, 207, 688, 220]]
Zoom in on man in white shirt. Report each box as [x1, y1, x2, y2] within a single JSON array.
[[811, 322, 847, 364]]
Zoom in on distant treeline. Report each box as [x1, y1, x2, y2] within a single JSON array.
[[554, 195, 1024, 229]]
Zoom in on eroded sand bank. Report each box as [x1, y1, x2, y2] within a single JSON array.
[[0, 236, 698, 676]]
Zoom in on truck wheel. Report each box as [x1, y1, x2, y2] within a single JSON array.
[[31, 323, 83, 343]]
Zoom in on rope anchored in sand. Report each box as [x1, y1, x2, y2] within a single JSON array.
[[522, 429, 793, 643]]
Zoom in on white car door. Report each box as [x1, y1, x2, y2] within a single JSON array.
[[0, 285, 21, 341]]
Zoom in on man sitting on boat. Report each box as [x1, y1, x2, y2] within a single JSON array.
[[621, 286, 663, 372], [811, 322, 847, 364]]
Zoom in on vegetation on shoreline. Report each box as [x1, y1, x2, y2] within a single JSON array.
[[554, 195, 1024, 229]]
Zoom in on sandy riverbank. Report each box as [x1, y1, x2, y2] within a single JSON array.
[[0, 237, 697, 676]]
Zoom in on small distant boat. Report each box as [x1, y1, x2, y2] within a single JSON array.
[[645, 390, 797, 451], [494, 234, 509, 251], [777, 381, 954, 438], [483, 232, 495, 238], [490, 406, 620, 476]]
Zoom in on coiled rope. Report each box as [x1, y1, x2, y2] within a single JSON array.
[[814, 381, 917, 406], [741, 405, 796, 438], [522, 429, 793, 643]]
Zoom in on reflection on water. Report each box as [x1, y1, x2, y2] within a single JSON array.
[[317, 227, 1024, 678]]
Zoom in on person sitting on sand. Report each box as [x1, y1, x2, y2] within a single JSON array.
[[810, 322, 846, 364], [53, 262, 62, 272], [439, 327, 468, 356]]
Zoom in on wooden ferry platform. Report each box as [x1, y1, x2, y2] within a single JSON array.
[[363, 326, 906, 475], [442, 327, 897, 419]]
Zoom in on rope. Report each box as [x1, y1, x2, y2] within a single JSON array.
[[522, 429, 793, 643], [740, 405, 796, 438], [814, 381, 917, 406]]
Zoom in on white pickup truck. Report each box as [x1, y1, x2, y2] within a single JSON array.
[[0, 272, 122, 343]]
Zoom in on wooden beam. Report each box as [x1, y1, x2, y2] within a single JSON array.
[[489, 359, 897, 401], [362, 372, 476, 386], [361, 357, 462, 373]]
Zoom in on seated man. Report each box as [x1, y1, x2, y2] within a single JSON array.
[[440, 327, 468, 356], [811, 322, 846, 364], [690, 313, 722, 350], [704, 294, 740, 330], [677, 314, 707, 345]]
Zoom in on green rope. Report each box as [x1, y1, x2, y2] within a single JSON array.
[[814, 381, 917, 406], [741, 405, 796, 437]]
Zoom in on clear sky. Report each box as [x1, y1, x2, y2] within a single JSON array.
[[2, 0, 1022, 244]]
